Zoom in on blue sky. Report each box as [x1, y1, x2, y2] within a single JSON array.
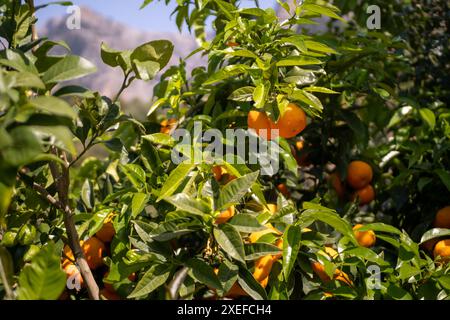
[[35, 0, 276, 33]]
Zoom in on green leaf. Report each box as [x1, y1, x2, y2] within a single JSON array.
[[282, 225, 302, 279], [245, 243, 281, 260], [420, 228, 450, 244], [216, 171, 259, 210], [187, 258, 222, 290], [131, 193, 149, 218], [30, 125, 76, 155], [435, 169, 450, 192], [302, 4, 346, 22], [0, 245, 14, 289], [303, 86, 339, 94], [28, 96, 77, 119], [132, 59, 161, 81], [359, 223, 402, 235], [437, 275, 450, 290], [8, 71, 45, 89], [157, 163, 195, 201], [204, 64, 249, 85], [164, 193, 210, 216], [17, 242, 66, 300], [42, 55, 97, 84], [229, 214, 266, 233], [214, 224, 246, 264], [304, 40, 337, 54], [419, 108, 436, 129], [386, 283, 413, 300], [281, 36, 307, 53], [130, 40, 174, 70], [299, 203, 358, 245], [128, 263, 171, 298], [143, 133, 175, 147], [228, 86, 255, 102], [276, 56, 322, 67], [237, 266, 268, 300], [253, 82, 269, 109], [119, 164, 146, 189]]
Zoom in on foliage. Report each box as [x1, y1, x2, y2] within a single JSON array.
[[0, 0, 449, 301]]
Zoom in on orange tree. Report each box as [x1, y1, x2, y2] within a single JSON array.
[[0, 0, 449, 300]]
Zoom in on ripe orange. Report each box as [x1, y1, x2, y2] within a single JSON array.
[[272, 238, 283, 260], [259, 276, 269, 288], [160, 118, 177, 134], [249, 223, 281, 243], [346, 161, 373, 189], [226, 41, 239, 47], [434, 206, 450, 229], [226, 282, 248, 298], [253, 255, 274, 282], [100, 288, 121, 300], [266, 203, 277, 214], [63, 263, 84, 290], [212, 166, 224, 181], [311, 261, 352, 285], [275, 103, 307, 139], [353, 224, 376, 247], [81, 237, 106, 270], [352, 184, 375, 205], [328, 173, 345, 199], [215, 206, 235, 225], [433, 239, 450, 263], [277, 183, 290, 198], [334, 270, 353, 286], [95, 213, 115, 243], [247, 110, 277, 140]]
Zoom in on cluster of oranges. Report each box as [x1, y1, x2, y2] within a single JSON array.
[[422, 206, 450, 263], [329, 160, 375, 205], [247, 103, 307, 140], [217, 204, 283, 298], [310, 224, 376, 291], [61, 213, 128, 300]]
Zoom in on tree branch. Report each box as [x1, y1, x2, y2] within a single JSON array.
[[49, 149, 100, 300]]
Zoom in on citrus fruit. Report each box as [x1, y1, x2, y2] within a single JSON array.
[[95, 213, 115, 243], [277, 183, 290, 198], [433, 239, 450, 263], [346, 161, 373, 189], [352, 184, 375, 205], [253, 255, 274, 282], [64, 263, 84, 290], [215, 206, 235, 224], [353, 224, 376, 247], [434, 206, 450, 229], [328, 173, 345, 199], [81, 237, 106, 270], [275, 103, 307, 139], [247, 110, 277, 140]]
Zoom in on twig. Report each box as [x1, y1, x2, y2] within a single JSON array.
[[0, 257, 14, 300], [68, 134, 99, 168], [26, 0, 38, 52], [113, 72, 133, 103], [167, 266, 189, 300], [49, 149, 100, 300]]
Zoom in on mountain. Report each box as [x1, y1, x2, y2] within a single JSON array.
[[40, 7, 203, 104]]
